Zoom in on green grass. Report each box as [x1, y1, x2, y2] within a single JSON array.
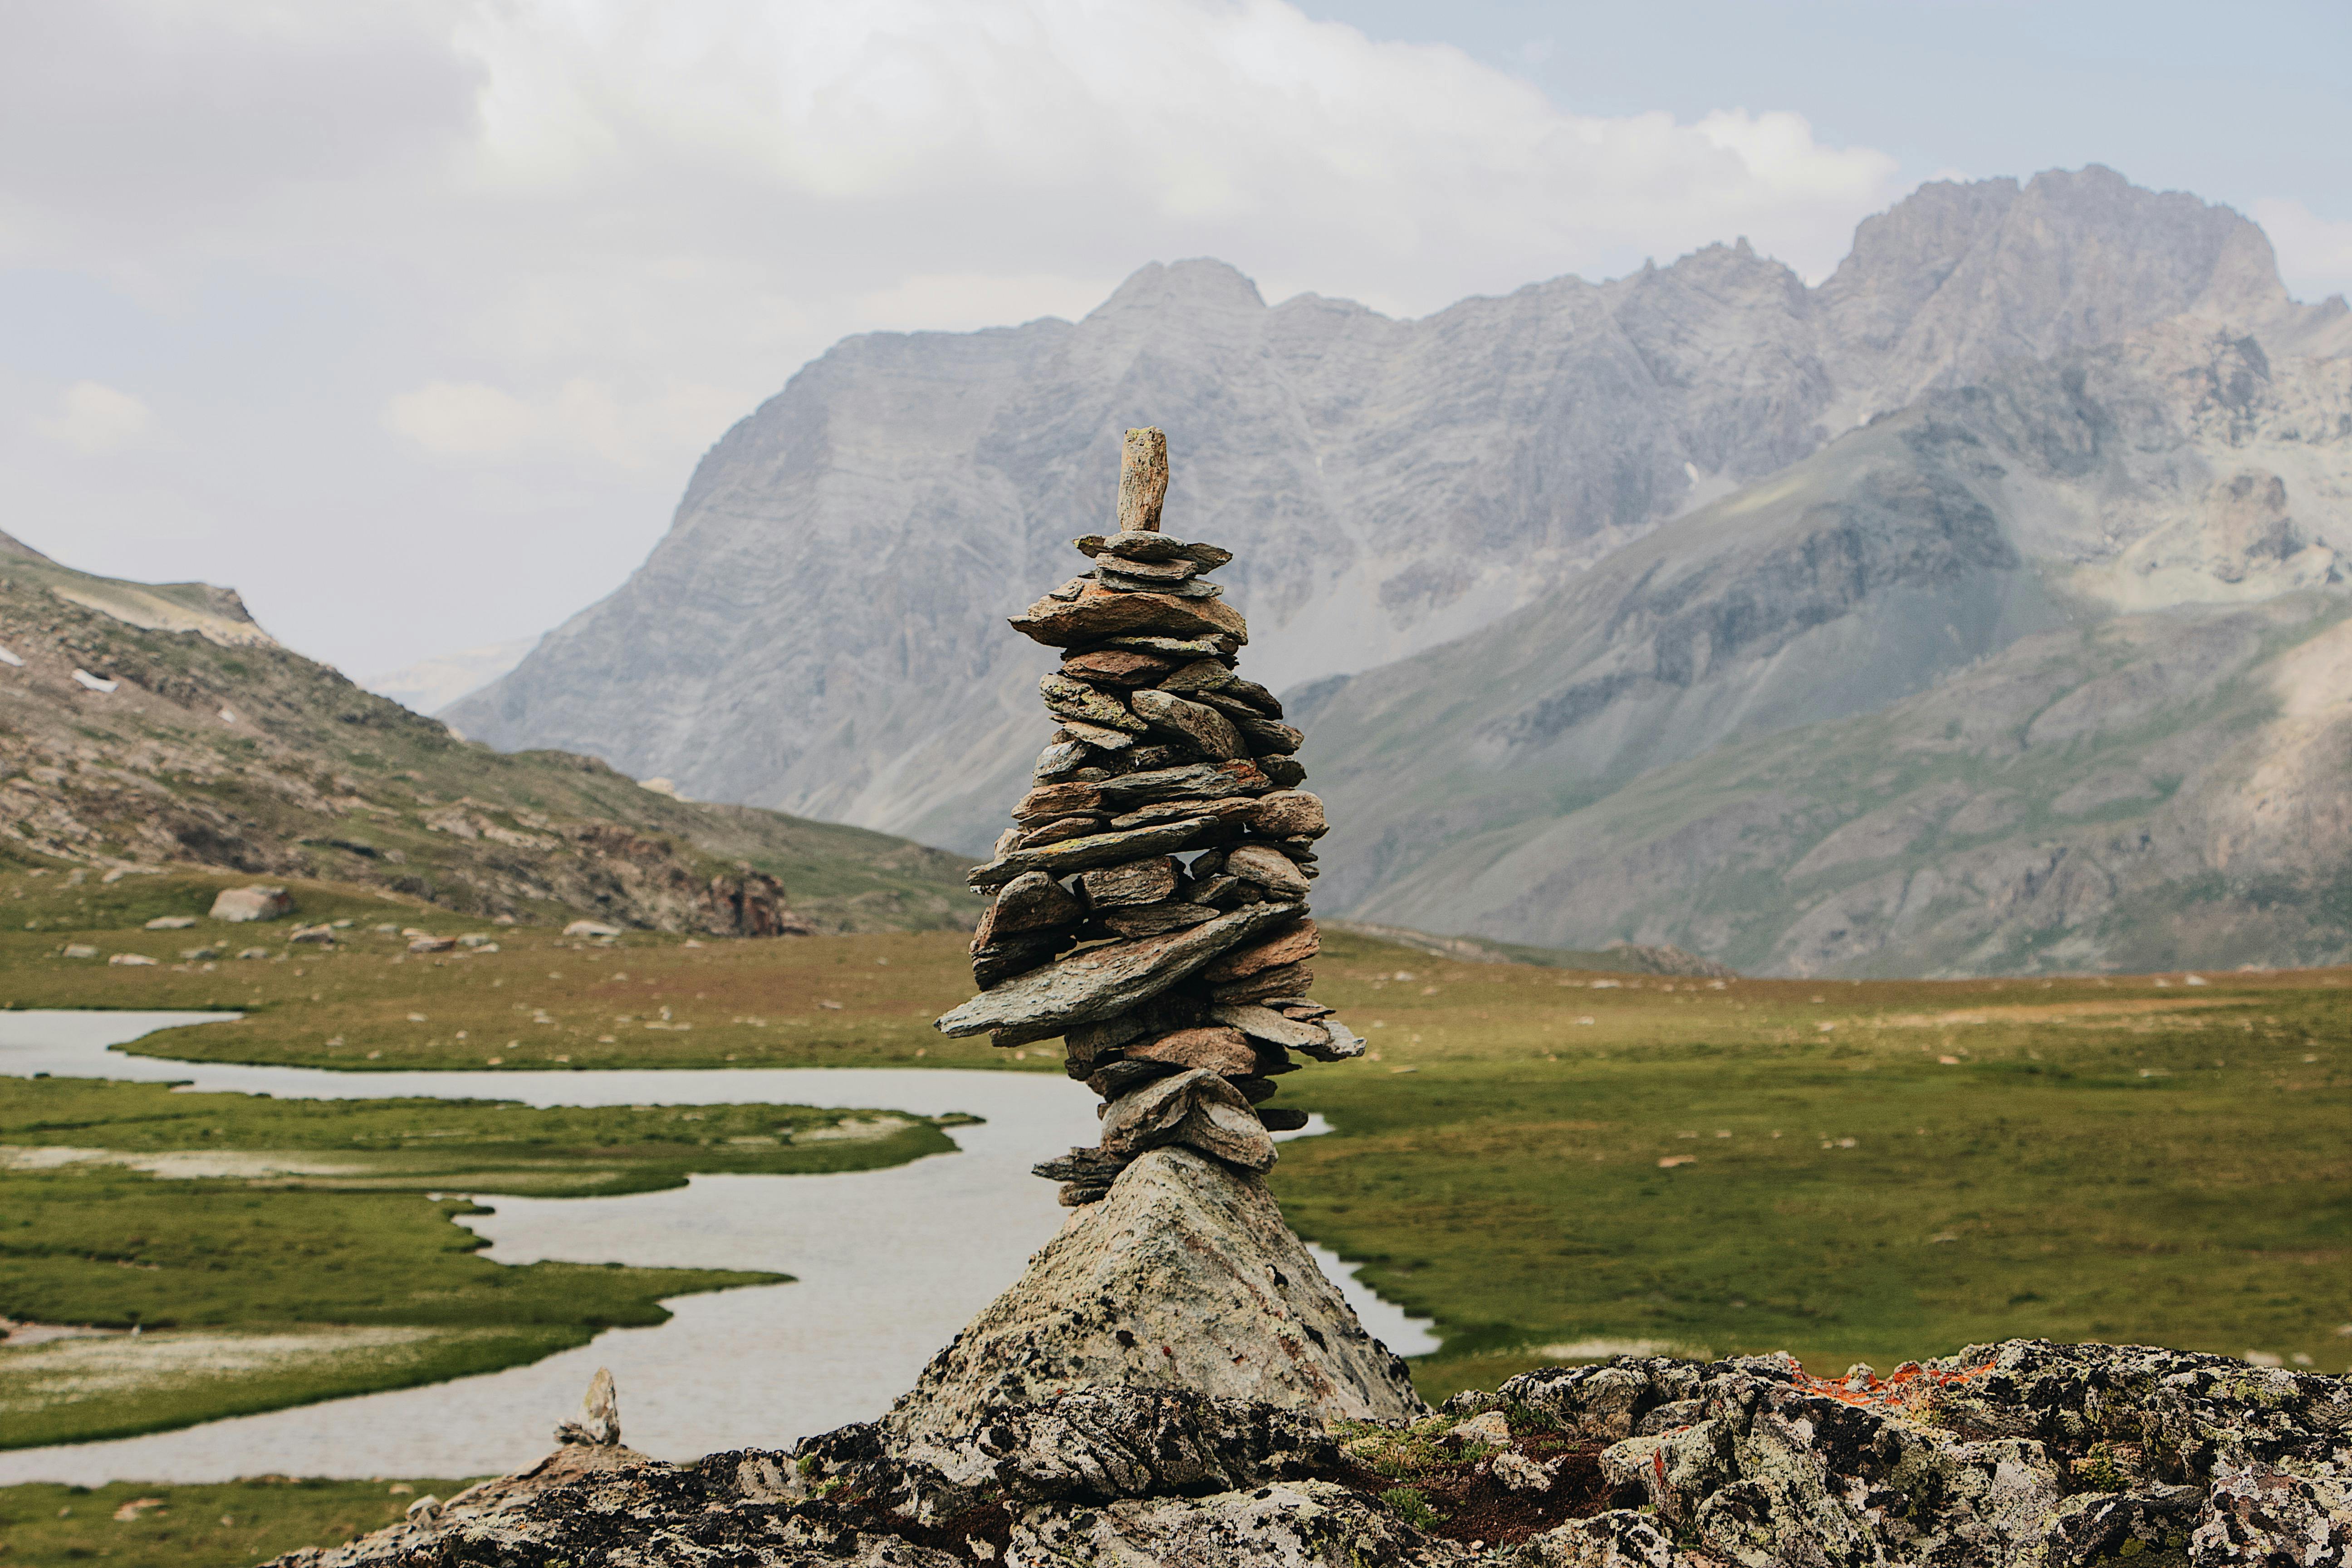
[[0, 1074, 959, 1197], [1272, 935, 2352, 1398], [0, 863, 1024, 1074], [0, 1476, 482, 1568]]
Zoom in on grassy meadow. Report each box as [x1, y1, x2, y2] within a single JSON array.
[[4, 860, 2346, 1431]]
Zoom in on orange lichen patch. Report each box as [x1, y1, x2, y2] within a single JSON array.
[[1789, 1360, 1993, 1409], [1873, 999, 2242, 1028]]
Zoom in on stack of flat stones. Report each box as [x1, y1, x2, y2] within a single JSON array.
[[936, 428, 1363, 1205]]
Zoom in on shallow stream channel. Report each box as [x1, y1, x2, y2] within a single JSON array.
[[0, 1010, 1436, 1484]]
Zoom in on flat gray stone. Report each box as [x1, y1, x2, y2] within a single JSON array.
[[935, 900, 1304, 1037], [966, 818, 1212, 889]]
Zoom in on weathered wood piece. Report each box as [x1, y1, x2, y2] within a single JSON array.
[[934, 899, 1304, 1037], [1117, 426, 1170, 533]]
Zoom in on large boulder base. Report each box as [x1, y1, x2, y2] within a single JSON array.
[[886, 1146, 1425, 1440], [273, 1341, 2347, 1567]]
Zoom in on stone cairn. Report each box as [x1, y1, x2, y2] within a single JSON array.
[[936, 428, 1362, 1204]]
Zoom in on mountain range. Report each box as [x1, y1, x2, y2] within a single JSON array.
[[408, 168, 2350, 970]]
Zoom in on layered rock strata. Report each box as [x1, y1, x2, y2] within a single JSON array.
[[936, 427, 1362, 1204], [272, 1341, 2349, 1567]]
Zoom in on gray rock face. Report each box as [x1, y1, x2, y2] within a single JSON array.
[[886, 1147, 1425, 1441], [446, 170, 2328, 873], [1303, 324, 2352, 975]]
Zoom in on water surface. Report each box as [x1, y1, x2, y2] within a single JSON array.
[[0, 1010, 1436, 1483]]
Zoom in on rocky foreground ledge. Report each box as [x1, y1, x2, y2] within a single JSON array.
[[268, 1150, 2345, 1566], [272, 1339, 2346, 1566]]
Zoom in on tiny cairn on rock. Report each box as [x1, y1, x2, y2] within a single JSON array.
[[936, 426, 1361, 1204]]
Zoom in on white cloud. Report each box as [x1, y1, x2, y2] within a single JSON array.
[[2251, 198, 2352, 301], [383, 377, 742, 467], [34, 382, 153, 456], [0, 0, 1919, 673]]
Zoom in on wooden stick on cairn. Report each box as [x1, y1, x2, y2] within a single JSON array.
[[935, 426, 1364, 1205]]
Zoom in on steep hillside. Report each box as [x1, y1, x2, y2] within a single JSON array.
[[0, 541, 981, 934], [1301, 325, 2351, 974], [447, 168, 2337, 858]]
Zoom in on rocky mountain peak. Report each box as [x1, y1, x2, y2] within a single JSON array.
[[1096, 257, 1270, 319], [447, 167, 2342, 913]]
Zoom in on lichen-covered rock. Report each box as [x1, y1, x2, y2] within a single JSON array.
[[884, 1147, 1425, 1440], [1016, 1479, 1468, 1566], [271, 1341, 2347, 1567]]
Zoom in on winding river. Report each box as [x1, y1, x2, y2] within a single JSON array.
[[0, 1010, 1436, 1485]]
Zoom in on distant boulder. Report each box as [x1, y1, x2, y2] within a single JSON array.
[[210, 885, 293, 922]]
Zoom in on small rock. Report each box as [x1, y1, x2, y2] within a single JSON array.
[[1034, 738, 1091, 778], [1132, 687, 1247, 760], [236, 946, 270, 960], [408, 936, 457, 953], [562, 920, 620, 937], [143, 915, 197, 930], [1449, 1409, 1512, 1445], [1210, 960, 1317, 1005], [1040, 672, 1148, 733], [402, 1494, 441, 1523], [1080, 856, 1179, 909], [1209, 1002, 1331, 1050], [973, 870, 1086, 946], [1061, 649, 1174, 685], [1127, 1025, 1258, 1075], [1492, 1450, 1556, 1492], [554, 1366, 622, 1447], [209, 886, 293, 922], [1159, 658, 1236, 694], [1101, 1067, 1277, 1170], [1224, 843, 1311, 898], [289, 924, 337, 945], [1098, 901, 1220, 937], [108, 952, 158, 966], [1248, 790, 1327, 838], [62, 943, 99, 959]]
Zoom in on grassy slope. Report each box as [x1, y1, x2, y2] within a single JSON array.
[[0, 1477, 483, 1568], [0, 554, 984, 933]]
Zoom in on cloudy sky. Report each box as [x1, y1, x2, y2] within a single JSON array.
[[5, 0, 2346, 683]]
